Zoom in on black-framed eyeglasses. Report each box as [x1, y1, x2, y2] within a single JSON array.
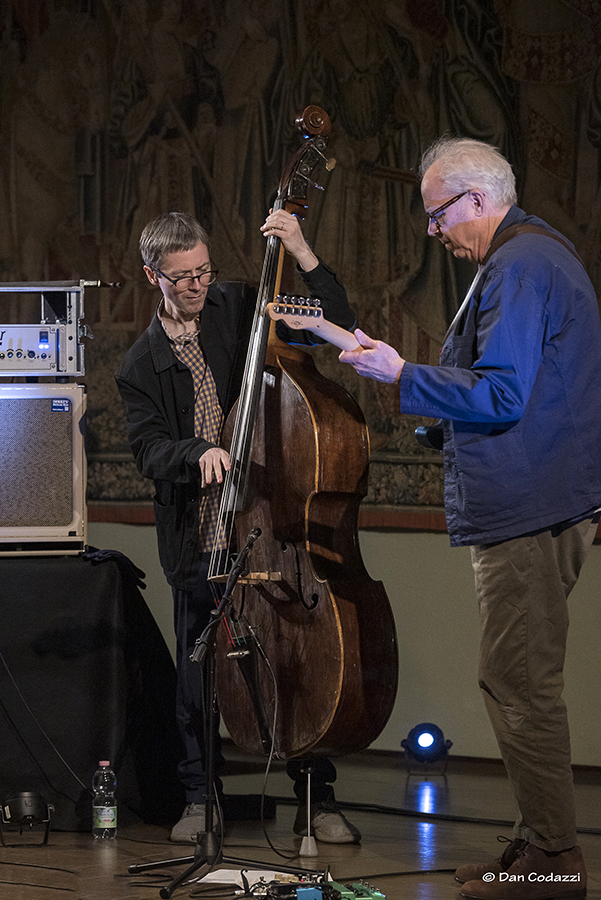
[[427, 191, 468, 229], [153, 267, 218, 288]]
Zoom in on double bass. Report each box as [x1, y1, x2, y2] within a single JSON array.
[[209, 107, 398, 760]]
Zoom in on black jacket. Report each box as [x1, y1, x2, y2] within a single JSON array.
[[115, 262, 355, 588]]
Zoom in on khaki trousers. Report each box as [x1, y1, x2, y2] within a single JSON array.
[[470, 517, 597, 851]]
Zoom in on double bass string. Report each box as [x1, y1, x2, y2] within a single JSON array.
[[208, 197, 286, 594]]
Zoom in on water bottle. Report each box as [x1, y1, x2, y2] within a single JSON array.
[[92, 761, 117, 839]]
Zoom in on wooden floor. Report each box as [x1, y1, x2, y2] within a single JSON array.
[[1, 748, 599, 900]]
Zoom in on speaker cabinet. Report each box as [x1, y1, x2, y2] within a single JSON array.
[[0, 383, 86, 555]]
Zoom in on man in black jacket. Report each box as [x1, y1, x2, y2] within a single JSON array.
[[115, 209, 361, 844]]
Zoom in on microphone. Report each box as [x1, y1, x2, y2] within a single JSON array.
[[227, 527, 262, 586], [247, 527, 262, 546]]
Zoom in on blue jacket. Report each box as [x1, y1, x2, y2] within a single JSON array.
[[400, 206, 601, 546]]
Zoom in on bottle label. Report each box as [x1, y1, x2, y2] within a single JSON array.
[[93, 806, 117, 829]]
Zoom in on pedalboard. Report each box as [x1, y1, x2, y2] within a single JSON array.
[[257, 879, 385, 900]]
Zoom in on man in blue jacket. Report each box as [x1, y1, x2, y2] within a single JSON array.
[[340, 137, 601, 899], [116, 209, 360, 845]]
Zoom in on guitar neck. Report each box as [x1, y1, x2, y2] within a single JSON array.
[[266, 301, 360, 351]]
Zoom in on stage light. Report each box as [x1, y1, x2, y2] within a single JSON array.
[[401, 723, 452, 769], [0, 792, 54, 846]]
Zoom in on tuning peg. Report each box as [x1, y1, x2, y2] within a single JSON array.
[[296, 171, 326, 191], [313, 146, 336, 171]]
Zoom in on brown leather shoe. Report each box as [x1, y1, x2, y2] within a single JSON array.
[[459, 842, 587, 899], [456, 838, 527, 884]]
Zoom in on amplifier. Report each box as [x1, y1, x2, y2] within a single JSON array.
[[0, 279, 101, 377], [0, 324, 69, 374], [0, 383, 87, 555]]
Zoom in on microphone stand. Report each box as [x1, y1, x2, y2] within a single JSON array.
[[128, 528, 319, 898]]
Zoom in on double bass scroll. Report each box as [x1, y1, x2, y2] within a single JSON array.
[[210, 107, 398, 760]]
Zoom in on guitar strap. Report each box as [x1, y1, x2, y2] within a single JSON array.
[[482, 223, 585, 267], [443, 224, 586, 345]]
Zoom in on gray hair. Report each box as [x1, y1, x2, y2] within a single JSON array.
[[419, 137, 517, 207], [139, 212, 210, 269]]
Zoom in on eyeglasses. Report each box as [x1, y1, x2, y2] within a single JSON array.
[[154, 267, 218, 288], [427, 191, 468, 229]]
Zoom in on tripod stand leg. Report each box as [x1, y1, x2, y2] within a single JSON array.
[[157, 831, 221, 899], [129, 849, 321, 881], [127, 828, 221, 877], [128, 856, 193, 874]]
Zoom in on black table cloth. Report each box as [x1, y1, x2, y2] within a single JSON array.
[[0, 552, 184, 831]]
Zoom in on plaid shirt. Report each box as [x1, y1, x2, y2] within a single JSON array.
[[161, 316, 225, 552]]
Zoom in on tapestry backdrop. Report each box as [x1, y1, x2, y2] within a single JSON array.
[[1, 0, 600, 520]]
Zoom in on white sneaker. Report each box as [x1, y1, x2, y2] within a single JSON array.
[[293, 800, 361, 844], [169, 803, 206, 843]]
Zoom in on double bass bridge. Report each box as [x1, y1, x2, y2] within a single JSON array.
[[208, 571, 283, 585]]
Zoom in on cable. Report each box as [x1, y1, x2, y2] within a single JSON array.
[[0, 861, 77, 875], [270, 792, 514, 826], [0, 694, 84, 810], [110, 827, 178, 845], [331, 867, 456, 882], [331, 798, 515, 828], [235, 612, 334, 868], [189, 886, 241, 899], [0, 648, 89, 795], [239, 616, 301, 863], [0, 880, 75, 893], [268, 795, 601, 836], [338, 799, 601, 837]]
